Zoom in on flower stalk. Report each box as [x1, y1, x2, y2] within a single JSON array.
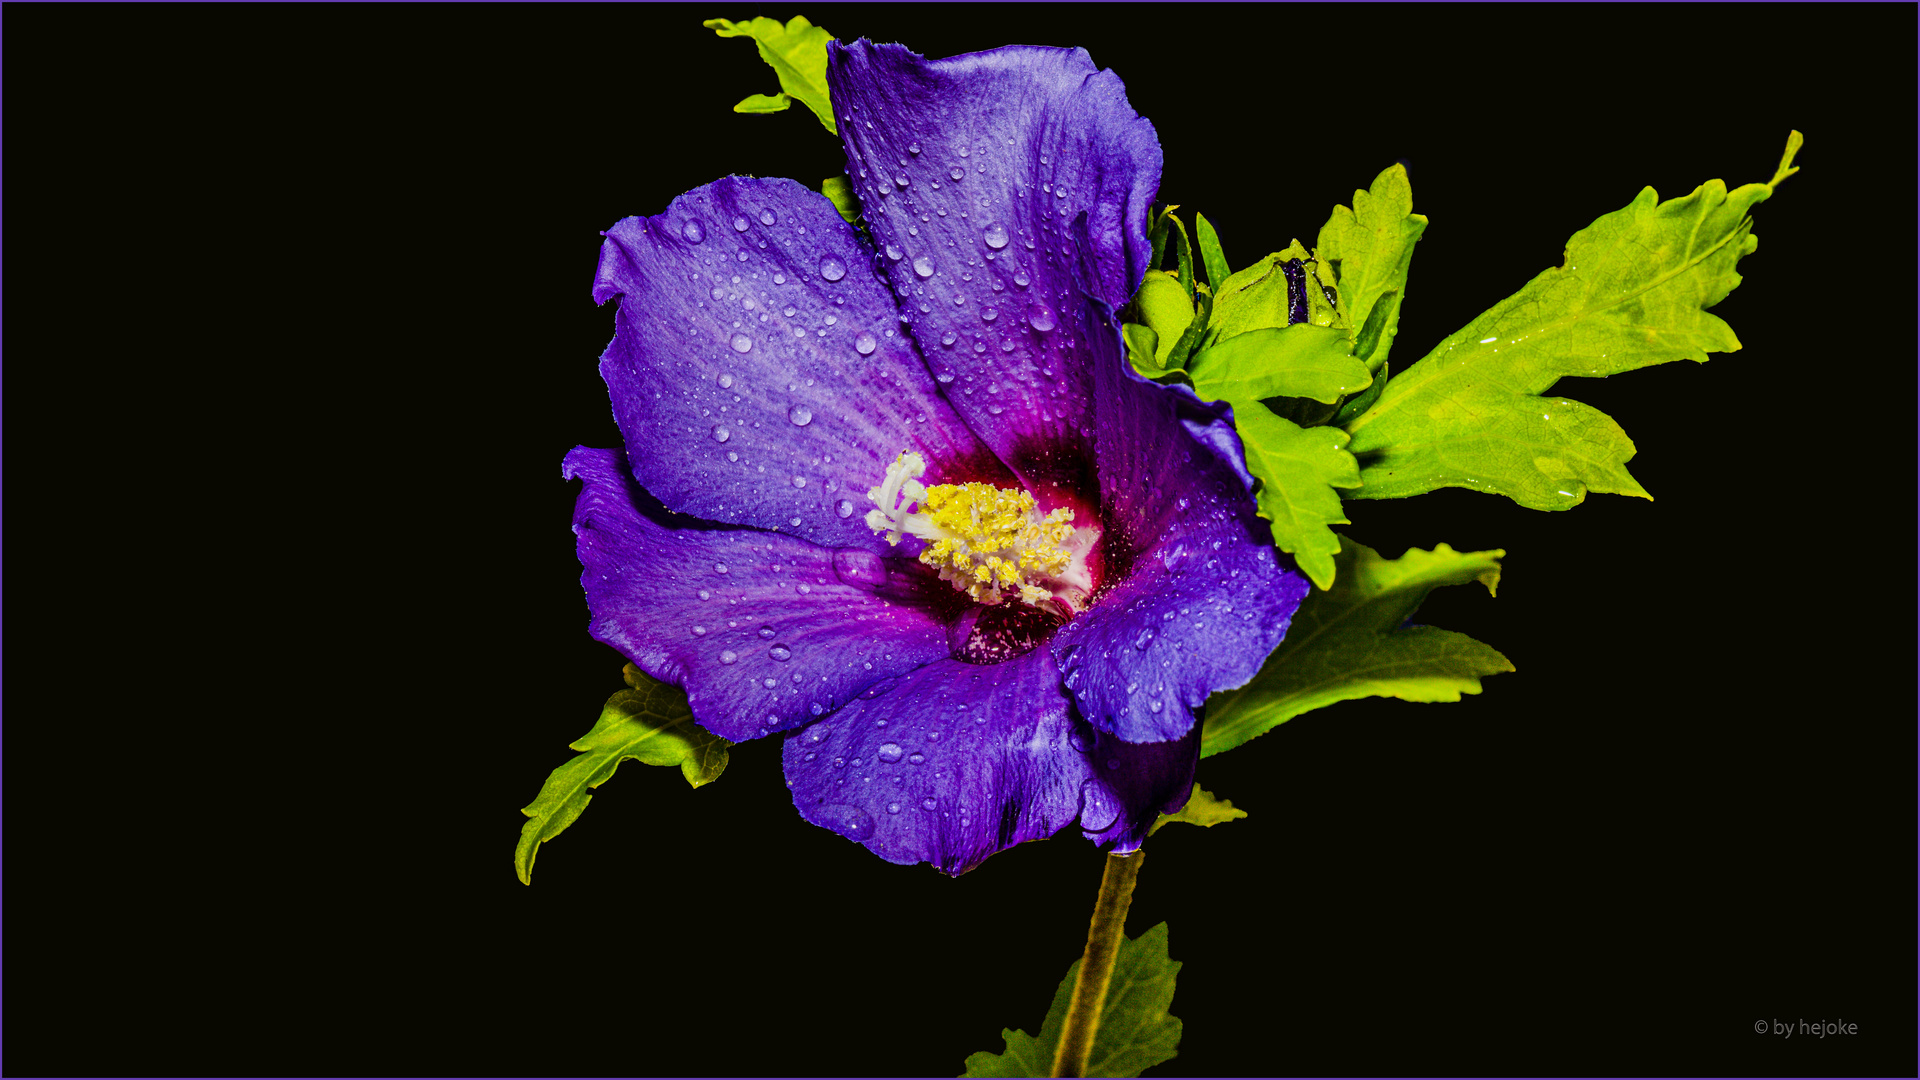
[[1050, 850, 1145, 1078]]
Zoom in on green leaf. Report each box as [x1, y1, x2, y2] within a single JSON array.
[[961, 923, 1182, 1079], [1122, 322, 1161, 377], [1331, 359, 1388, 429], [1163, 283, 1213, 371], [821, 175, 861, 225], [1205, 240, 1343, 343], [1768, 129, 1804, 188], [1134, 272, 1195, 370], [1201, 536, 1513, 758], [1342, 141, 1793, 508], [1149, 784, 1246, 836], [1194, 212, 1231, 291], [1186, 323, 1371, 405], [1232, 408, 1360, 590], [514, 664, 732, 885], [1315, 164, 1427, 372], [1146, 204, 1172, 280], [731, 92, 792, 114], [704, 16, 837, 134]]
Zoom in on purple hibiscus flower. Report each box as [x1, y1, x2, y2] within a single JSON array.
[[565, 39, 1310, 875]]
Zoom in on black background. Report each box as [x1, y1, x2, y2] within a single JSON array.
[[8, 4, 1914, 1078]]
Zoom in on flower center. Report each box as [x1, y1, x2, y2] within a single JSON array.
[[865, 451, 1097, 618]]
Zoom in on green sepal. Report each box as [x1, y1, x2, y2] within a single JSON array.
[[1163, 282, 1213, 371], [1123, 322, 1162, 377], [1187, 324, 1372, 405], [821, 175, 861, 225], [1201, 536, 1513, 758], [1342, 138, 1795, 508], [1233, 407, 1360, 590], [1316, 163, 1427, 373], [1206, 240, 1344, 340], [1133, 272, 1195, 370], [731, 92, 792, 114], [1194, 212, 1231, 292], [1163, 210, 1195, 300], [1146, 204, 1172, 280], [1149, 784, 1246, 836], [960, 923, 1182, 1079], [704, 15, 837, 134], [514, 664, 732, 885]]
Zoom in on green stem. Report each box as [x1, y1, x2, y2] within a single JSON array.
[[1049, 850, 1145, 1078]]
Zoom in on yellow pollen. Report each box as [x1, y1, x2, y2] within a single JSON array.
[[864, 451, 1089, 611]]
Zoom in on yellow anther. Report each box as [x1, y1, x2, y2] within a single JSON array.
[[863, 450, 1096, 615]]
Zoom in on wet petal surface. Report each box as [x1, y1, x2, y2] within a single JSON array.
[[593, 175, 1016, 555], [566, 446, 961, 743], [780, 646, 1090, 875], [1051, 302, 1311, 743], [826, 41, 1161, 510]]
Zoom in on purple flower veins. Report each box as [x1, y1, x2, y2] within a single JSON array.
[[567, 40, 1310, 874]]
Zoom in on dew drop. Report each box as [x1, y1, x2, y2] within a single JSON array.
[[733, 216, 750, 232], [909, 753, 925, 766], [894, 173, 910, 188], [719, 650, 738, 664], [950, 166, 965, 181], [912, 256, 934, 279], [1014, 269, 1030, 287], [691, 625, 706, 636], [887, 802, 901, 814], [682, 220, 705, 243], [877, 742, 903, 764], [730, 333, 753, 353], [854, 331, 877, 355], [982, 307, 998, 322], [772, 272, 786, 285], [759, 625, 776, 638], [718, 373, 734, 389], [711, 425, 731, 443], [884, 243, 903, 261], [957, 145, 970, 158], [818, 803, 875, 840], [789, 405, 813, 426], [697, 589, 710, 601], [792, 475, 807, 488], [836, 499, 855, 519], [1028, 304, 1057, 332], [983, 222, 1009, 249], [762, 678, 777, 689], [941, 330, 957, 347], [714, 563, 729, 574], [709, 286, 726, 301], [820, 256, 846, 282], [760, 209, 777, 227]]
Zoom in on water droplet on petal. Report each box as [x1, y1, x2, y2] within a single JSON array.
[[909, 753, 925, 766], [789, 405, 813, 426], [718, 373, 734, 389], [769, 644, 792, 662], [983, 222, 1009, 249], [733, 216, 750, 232], [887, 802, 901, 814], [854, 332, 877, 355], [758, 625, 776, 638], [877, 742, 903, 763], [714, 563, 729, 574], [730, 333, 753, 353], [773, 272, 786, 285], [1014, 269, 1030, 287], [719, 650, 737, 664], [1133, 628, 1154, 650], [836, 499, 855, 519], [982, 307, 997, 322], [817, 803, 875, 840], [762, 678, 777, 689], [820, 256, 846, 282], [912, 256, 934, 279], [1028, 304, 1057, 332], [682, 220, 705, 243], [711, 425, 731, 443], [941, 330, 957, 347], [884, 243, 903, 261], [950, 166, 965, 181], [760, 209, 777, 226], [908, 141, 921, 155]]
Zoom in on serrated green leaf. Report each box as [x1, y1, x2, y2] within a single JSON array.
[[704, 15, 836, 134], [1316, 164, 1427, 372], [1201, 536, 1513, 758], [1187, 323, 1371, 405], [731, 92, 792, 114], [514, 664, 732, 884], [1194, 212, 1230, 291], [1149, 784, 1246, 836], [1232, 407, 1359, 590], [961, 923, 1182, 1079], [1134, 272, 1194, 369], [1342, 143, 1792, 508], [821, 175, 860, 225], [1122, 322, 1161, 377]]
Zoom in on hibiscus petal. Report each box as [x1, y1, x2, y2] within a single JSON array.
[[1050, 302, 1312, 743], [825, 41, 1161, 508], [1078, 725, 1203, 852], [592, 175, 1016, 555], [780, 647, 1092, 875], [565, 445, 963, 744]]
